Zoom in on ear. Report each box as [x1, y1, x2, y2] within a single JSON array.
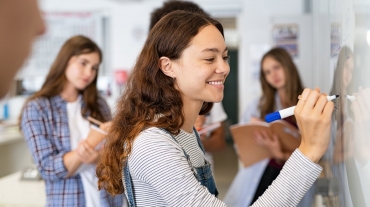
[[159, 56, 176, 78]]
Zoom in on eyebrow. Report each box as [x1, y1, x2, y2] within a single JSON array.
[[79, 57, 99, 66], [201, 47, 228, 53]]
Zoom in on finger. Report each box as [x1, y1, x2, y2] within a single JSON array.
[[322, 101, 335, 121], [312, 94, 328, 115], [78, 142, 87, 155], [301, 90, 321, 114], [254, 132, 264, 145], [254, 137, 263, 145], [82, 141, 96, 155], [295, 88, 312, 115], [260, 130, 270, 140], [314, 87, 320, 93], [272, 134, 278, 141]]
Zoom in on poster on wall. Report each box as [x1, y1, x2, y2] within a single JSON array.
[[272, 24, 299, 58], [18, 12, 105, 78]]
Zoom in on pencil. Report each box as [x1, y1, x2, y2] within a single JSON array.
[[87, 116, 103, 126]]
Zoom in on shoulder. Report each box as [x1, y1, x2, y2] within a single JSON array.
[[24, 97, 51, 112], [134, 127, 179, 149], [130, 127, 182, 160]]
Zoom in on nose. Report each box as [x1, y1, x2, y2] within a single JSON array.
[[84, 68, 94, 78], [215, 59, 230, 75]]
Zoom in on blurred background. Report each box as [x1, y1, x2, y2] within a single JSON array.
[[0, 0, 369, 206]]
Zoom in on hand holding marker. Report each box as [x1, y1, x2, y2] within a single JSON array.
[[265, 95, 339, 123]]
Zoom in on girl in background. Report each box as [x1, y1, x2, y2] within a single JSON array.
[[97, 11, 333, 207], [225, 47, 313, 207], [20, 35, 124, 207]]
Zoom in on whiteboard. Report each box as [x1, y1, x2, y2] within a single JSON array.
[[313, 0, 370, 206]]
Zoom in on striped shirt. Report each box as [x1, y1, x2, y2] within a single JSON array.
[[127, 127, 322, 207]]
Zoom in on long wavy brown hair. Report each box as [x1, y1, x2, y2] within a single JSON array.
[[259, 47, 304, 119], [96, 11, 223, 195], [20, 35, 106, 122]]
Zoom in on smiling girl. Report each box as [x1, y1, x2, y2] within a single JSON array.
[[97, 11, 334, 207], [20, 35, 123, 207]]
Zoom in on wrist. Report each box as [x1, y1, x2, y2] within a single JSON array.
[[298, 145, 321, 163]]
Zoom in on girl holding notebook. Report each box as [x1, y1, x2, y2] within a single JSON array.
[[230, 47, 313, 207], [20, 35, 124, 207]]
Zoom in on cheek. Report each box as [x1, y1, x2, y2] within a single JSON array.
[[264, 74, 273, 84], [65, 66, 78, 81]]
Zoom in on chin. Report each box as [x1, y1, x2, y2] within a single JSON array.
[[76, 85, 89, 91], [210, 96, 224, 103]]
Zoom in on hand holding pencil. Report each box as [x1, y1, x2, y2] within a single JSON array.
[[66, 117, 110, 177], [86, 116, 111, 148]]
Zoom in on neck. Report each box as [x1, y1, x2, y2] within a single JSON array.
[[181, 98, 203, 133], [277, 88, 288, 107], [61, 84, 79, 102]]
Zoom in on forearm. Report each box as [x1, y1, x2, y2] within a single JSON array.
[[63, 150, 83, 177], [251, 149, 322, 207]]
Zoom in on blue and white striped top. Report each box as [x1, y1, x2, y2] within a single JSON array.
[[126, 127, 322, 207]]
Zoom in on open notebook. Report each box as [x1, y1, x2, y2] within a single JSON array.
[[230, 120, 301, 167]]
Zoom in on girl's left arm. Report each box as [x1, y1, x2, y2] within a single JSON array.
[[21, 100, 70, 181]]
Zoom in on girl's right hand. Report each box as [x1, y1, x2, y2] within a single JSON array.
[[99, 121, 112, 132], [76, 140, 99, 164], [295, 88, 334, 163]]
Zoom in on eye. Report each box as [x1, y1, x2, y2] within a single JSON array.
[[205, 58, 215, 62], [223, 55, 230, 61], [80, 61, 87, 66], [92, 66, 99, 71]]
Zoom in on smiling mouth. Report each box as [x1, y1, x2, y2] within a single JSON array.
[[207, 81, 223, 85]]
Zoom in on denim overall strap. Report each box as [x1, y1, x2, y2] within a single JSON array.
[[160, 128, 219, 196], [193, 128, 219, 197], [159, 128, 198, 177], [123, 162, 136, 207], [194, 128, 205, 153]]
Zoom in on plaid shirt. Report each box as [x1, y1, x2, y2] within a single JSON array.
[[21, 95, 124, 207]]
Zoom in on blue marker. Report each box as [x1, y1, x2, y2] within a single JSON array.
[[265, 95, 339, 123]]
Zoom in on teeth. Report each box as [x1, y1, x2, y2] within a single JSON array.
[[208, 81, 223, 85]]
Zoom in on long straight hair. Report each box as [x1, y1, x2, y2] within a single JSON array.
[[259, 47, 304, 119], [20, 35, 106, 122], [330, 46, 354, 121], [96, 10, 223, 195]]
